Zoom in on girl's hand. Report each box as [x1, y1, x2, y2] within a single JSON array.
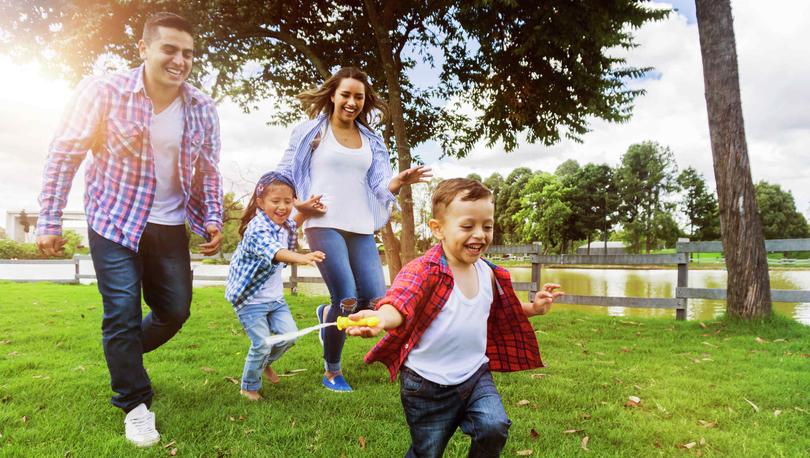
[[295, 194, 327, 216], [301, 250, 326, 266], [532, 283, 564, 315], [389, 166, 433, 193], [345, 310, 385, 338]]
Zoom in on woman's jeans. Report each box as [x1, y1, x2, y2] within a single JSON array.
[[305, 227, 386, 373], [88, 224, 192, 413], [400, 364, 511, 458], [236, 300, 298, 391]]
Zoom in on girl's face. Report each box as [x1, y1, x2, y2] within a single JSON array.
[[256, 184, 295, 225], [330, 77, 365, 124]]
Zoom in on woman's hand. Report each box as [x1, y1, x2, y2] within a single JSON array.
[[389, 166, 433, 194]]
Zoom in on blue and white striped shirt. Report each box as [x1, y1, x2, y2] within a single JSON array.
[[225, 210, 297, 310], [276, 114, 398, 232]]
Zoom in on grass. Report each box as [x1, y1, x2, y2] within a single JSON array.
[[1, 282, 809, 457]]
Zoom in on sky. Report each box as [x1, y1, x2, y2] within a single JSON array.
[[0, 0, 808, 233]]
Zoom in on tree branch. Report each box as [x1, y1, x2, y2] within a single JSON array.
[[238, 28, 330, 79]]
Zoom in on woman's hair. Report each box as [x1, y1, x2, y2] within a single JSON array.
[[238, 171, 296, 237], [297, 67, 389, 128]]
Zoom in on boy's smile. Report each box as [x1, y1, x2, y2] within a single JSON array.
[[429, 193, 495, 267]]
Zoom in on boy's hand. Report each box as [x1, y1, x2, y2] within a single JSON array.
[[301, 250, 326, 266], [295, 194, 327, 216], [345, 310, 385, 338], [532, 283, 564, 315]]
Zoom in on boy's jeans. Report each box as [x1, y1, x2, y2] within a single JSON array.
[[236, 300, 297, 391], [400, 364, 511, 458], [304, 227, 386, 372], [89, 224, 191, 413]]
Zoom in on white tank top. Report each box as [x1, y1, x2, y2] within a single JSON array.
[[304, 126, 375, 234], [404, 259, 493, 385], [244, 227, 288, 305], [147, 96, 186, 225]]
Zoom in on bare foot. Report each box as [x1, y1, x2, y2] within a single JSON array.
[[240, 389, 262, 401], [264, 366, 281, 384]]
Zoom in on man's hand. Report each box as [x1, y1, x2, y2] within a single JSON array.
[[37, 234, 67, 257], [531, 283, 564, 315], [198, 224, 222, 256]]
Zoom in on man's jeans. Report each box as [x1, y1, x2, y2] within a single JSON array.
[[400, 364, 511, 458], [236, 300, 298, 391], [305, 227, 386, 372], [88, 224, 191, 412]]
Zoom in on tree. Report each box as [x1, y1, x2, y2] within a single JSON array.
[[615, 141, 677, 253], [1, 0, 667, 266], [696, 0, 771, 319], [754, 182, 810, 240], [677, 167, 720, 240], [496, 167, 534, 244], [515, 172, 570, 254], [483, 172, 506, 245], [554, 159, 580, 178], [562, 163, 615, 254]]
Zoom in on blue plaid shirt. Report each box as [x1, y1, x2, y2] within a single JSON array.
[[225, 210, 297, 310]]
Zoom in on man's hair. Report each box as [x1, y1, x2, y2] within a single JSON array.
[[142, 12, 193, 43], [431, 178, 493, 219]]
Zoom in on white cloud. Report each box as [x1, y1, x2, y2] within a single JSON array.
[[1, 0, 808, 231]]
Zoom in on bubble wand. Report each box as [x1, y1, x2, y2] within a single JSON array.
[[263, 316, 379, 347]]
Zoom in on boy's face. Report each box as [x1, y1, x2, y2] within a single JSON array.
[[429, 193, 495, 266], [257, 184, 295, 225]]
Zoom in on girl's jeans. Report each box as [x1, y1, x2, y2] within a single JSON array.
[[305, 227, 386, 373], [236, 300, 297, 391], [400, 364, 511, 458]]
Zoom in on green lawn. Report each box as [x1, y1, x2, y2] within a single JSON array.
[[1, 282, 809, 457]]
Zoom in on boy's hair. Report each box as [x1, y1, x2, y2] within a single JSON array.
[[143, 12, 193, 43], [431, 178, 493, 219], [238, 171, 296, 237]]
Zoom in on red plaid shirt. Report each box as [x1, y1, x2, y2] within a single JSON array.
[[365, 244, 543, 381], [37, 65, 222, 251]]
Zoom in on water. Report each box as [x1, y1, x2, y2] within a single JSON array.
[[3, 262, 809, 325]]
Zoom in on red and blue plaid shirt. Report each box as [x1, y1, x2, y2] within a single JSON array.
[[37, 65, 222, 251], [365, 244, 544, 381]]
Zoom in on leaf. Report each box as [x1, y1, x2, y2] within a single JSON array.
[[530, 373, 546, 380], [21, 415, 29, 423], [773, 338, 787, 343], [698, 420, 717, 428], [358, 436, 366, 449], [580, 436, 589, 450], [516, 450, 533, 456], [163, 440, 176, 448], [530, 428, 540, 440], [794, 407, 808, 413], [678, 442, 697, 449], [702, 342, 717, 348], [280, 369, 308, 377], [744, 398, 760, 412], [563, 429, 582, 434], [699, 322, 707, 329], [774, 410, 782, 417], [517, 399, 531, 406], [224, 376, 239, 385], [201, 367, 216, 373], [755, 337, 767, 344]]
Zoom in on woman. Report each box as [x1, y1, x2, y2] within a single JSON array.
[[277, 67, 430, 392]]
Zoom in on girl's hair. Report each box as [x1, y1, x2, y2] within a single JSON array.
[[297, 67, 389, 129], [238, 171, 296, 237]]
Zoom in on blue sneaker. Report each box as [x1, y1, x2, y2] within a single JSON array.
[[322, 374, 353, 392], [315, 303, 329, 346]]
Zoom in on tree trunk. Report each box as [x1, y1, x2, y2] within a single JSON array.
[[364, 0, 418, 263], [381, 221, 403, 281], [695, 0, 772, 319]]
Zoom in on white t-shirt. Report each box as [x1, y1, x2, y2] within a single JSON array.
[[404, 259, 493, 385], [245, 228, 288, 305], [304, 126, 375, 234], [147, 96, 186, 225]]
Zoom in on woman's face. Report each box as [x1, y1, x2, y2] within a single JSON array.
[[330, 77, 365, 124]]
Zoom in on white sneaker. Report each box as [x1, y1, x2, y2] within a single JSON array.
[[124, 403, 160, 447]]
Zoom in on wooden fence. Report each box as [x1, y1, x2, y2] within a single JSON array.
[[3, 238, 809, 320]]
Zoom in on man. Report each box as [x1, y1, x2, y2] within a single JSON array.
[[36, 12, 222, 447]]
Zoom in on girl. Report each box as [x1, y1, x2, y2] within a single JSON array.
[[225, 171, 326, 400], [277, 67, 431, 392]]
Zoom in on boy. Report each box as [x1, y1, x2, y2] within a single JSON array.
[[347, 178, 563, 457]]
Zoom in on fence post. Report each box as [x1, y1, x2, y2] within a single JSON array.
[[290, 263, 298, 296], [73, 254, 80, 284], [676, 238, 689, 320], [530, 242, 542, 302]]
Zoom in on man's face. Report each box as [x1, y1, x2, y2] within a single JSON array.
[[138, 26, 193, 92]]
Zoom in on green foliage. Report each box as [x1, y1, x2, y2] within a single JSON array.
[[514, 172, 571, 253], [495, 168, 534, 245], [755, 181, 810, 239], [677, 167, 720, 241], [0, 229, 82, 259]]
